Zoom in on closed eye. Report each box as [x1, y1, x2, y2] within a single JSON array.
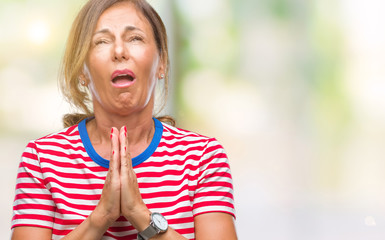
[[95, 39, 109, 45], [129, 35, 144, 42]]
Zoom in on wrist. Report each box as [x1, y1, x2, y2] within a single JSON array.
[[124, 207, 152, 231], [138, 212, 169, 240], [90, 207, 115, 231]]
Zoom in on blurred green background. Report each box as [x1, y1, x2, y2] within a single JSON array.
[[2, 0, 385, 239]]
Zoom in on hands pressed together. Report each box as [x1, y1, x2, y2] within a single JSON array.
[[93, 126, 151, 232]]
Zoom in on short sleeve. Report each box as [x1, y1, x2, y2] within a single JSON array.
[[11, 141, 56, 229], [192, 138, 235, 218]]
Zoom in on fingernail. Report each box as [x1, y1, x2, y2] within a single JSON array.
[[124, 126, 127, 137], [112, 150, 115, 155], [124, 146, 126, 152], [110, 128, 113, 139]]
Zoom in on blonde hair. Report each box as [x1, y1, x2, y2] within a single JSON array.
[[59, 0, 174, 127]]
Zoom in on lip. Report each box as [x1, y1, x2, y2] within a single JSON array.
[[111, 69, 136, 88]]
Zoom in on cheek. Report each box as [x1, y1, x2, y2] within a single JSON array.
[[86, 49, 111, 82], [88, 45, 113, 68], [87, 78, 103, 105], [130, 45, 160, 71], [84, 63, 106, 102]]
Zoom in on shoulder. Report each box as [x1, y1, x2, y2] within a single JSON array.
[[35, 124, 79, 141], [160, 122, 225, 154], [27, 124, 81, 152], [161, 122, 212, 142]]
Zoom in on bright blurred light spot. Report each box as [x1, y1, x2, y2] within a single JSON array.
[[27, 20, 50, 45], [364, 216, 376, 227]]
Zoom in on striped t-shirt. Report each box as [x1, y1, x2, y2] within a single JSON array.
[[12, 118, 235, 239]]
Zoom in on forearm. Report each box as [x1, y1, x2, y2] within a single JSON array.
[[124, 208, 188, 240], [152, 227, 188, 240], [61, 210, 113, 240]]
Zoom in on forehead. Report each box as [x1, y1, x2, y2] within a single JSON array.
[[95, 1, 151, 33]]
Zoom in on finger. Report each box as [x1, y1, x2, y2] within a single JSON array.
[[120, 125, 133, 170], [110, 127, 120, 173]]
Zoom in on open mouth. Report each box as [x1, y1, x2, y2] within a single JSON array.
[[112, 74, 134, 84], [111, 69, 136, 88]]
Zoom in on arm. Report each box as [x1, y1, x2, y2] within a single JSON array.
[[117, 126, 188, 240], [192, 139, 237, 239], [119, 132, 237, 240], [11, 132, 122, 240], [194, 212, 237, 240], [11, 210, 109, 240], [11, 227, 52, 240]]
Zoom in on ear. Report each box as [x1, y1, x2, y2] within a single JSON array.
[[79, 64, 91, 86], [79, 73, 89, 86], [157, 59, 166, 80]]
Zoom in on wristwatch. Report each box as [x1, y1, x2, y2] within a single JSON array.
[[137, 212, 168, 240]]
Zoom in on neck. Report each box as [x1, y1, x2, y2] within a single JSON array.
[[87, 105, 155, 158], [96, 114, 154, 142]]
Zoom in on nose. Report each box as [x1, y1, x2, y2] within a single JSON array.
[[113, 40, 128, 61]]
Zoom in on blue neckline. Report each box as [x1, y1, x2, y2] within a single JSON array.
[[78, 118, 163, 168]]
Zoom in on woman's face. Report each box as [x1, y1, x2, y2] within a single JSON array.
[[83, 1, 163, 117]]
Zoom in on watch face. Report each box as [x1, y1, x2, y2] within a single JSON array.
[[152, 213, 168, 231]]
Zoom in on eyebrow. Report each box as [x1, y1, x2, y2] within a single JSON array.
[[93, 25, 143, 36]]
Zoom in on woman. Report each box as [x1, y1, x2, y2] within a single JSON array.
[[11, 0, 237, 239]]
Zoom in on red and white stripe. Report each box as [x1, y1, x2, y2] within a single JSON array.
[[12, 123, 235, 240]]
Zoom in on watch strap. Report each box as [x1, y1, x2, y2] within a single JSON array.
[[138, 224, 159, 240], [137, 234, 144, 240]]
